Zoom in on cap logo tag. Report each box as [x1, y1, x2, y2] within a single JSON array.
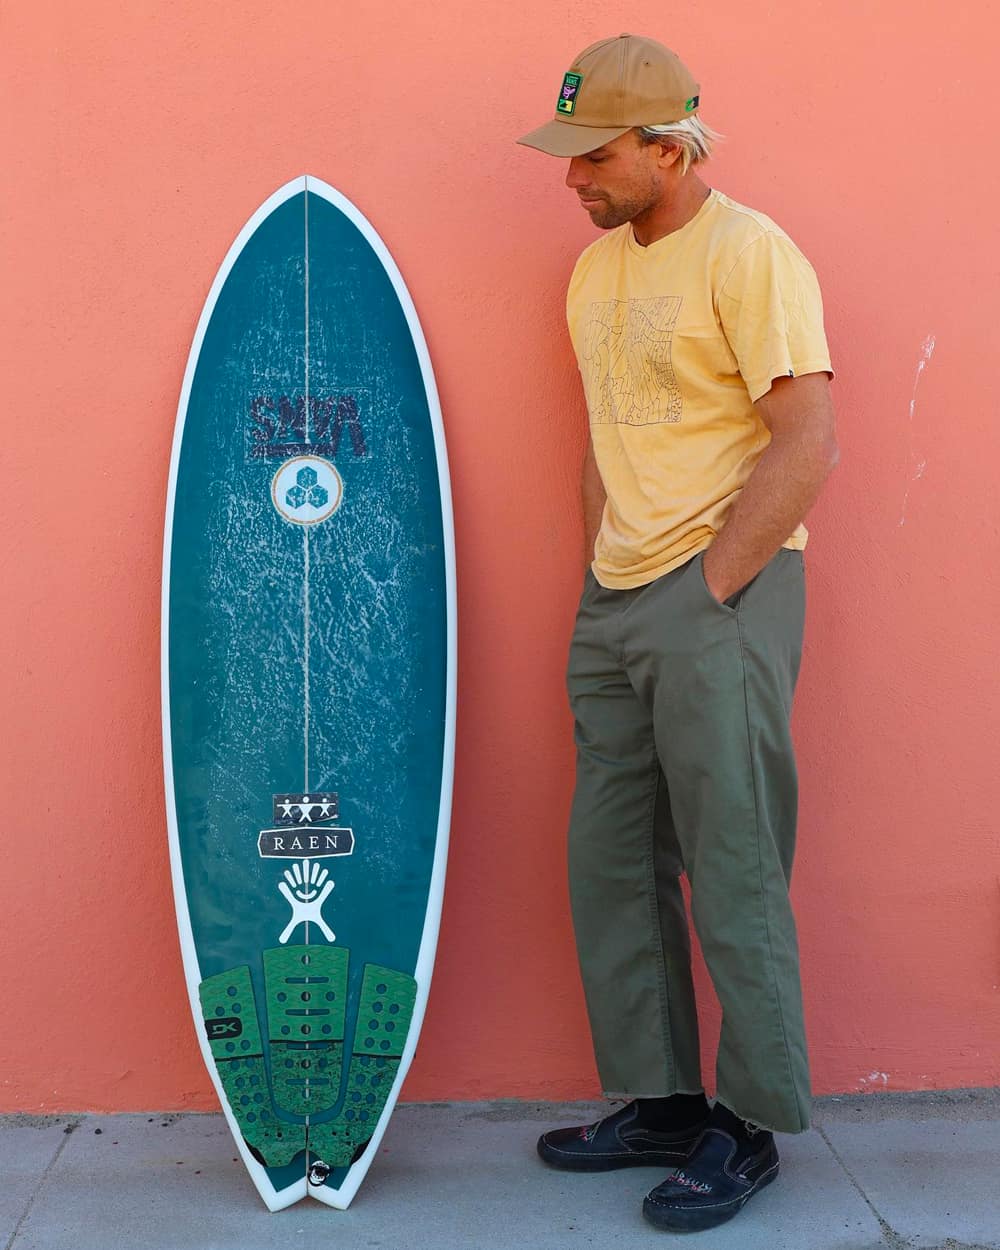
[[557, 72, 583, 115], [685, 95, 699, 112]]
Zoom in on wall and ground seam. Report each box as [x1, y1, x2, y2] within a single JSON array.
[[3, 1, 998, 1113]]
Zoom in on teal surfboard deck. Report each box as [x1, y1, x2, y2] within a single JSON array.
[[162, 176, 456, 1210]]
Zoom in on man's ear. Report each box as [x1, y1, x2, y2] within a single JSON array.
[[651, 141, 683, 171]]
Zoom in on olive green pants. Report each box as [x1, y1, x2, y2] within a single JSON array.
[[566, 547, 811, 1133]]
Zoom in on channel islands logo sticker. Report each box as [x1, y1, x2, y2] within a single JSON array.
[[557, 72, 583, 115], [686, 95, 700, 112], [271, 455, 343, 525]]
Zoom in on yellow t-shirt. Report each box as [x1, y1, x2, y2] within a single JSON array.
[[567, 188, 833, 589]]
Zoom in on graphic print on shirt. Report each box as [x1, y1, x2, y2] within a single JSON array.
[[581, 296, 683, 425]]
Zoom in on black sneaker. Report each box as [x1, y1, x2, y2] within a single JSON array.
[[642, 1120, 779, 1232], [537, 1102, 709, 1173]]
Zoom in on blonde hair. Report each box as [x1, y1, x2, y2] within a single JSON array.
[[638, 116, 723, 174]]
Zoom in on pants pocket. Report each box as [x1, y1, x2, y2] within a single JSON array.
[[690, 551, 740, 616]]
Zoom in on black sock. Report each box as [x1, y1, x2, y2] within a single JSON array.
[[636, 1092, 710, 1131], [709, 1101, 772, 1147]]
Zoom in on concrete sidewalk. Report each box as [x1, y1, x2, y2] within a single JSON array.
[[1, 1091, 996, 1250]]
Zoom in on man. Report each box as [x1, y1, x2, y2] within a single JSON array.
[[517, 34, 838, 1233]]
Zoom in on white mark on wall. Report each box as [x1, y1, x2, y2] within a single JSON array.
[[859, 1071, 890, 1089], [899, 335, 936, 526]]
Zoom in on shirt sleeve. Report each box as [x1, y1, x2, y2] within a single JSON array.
[[717, 231, 834, 404]]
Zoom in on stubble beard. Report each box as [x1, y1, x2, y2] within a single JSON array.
[[584, 179, 660, 231]]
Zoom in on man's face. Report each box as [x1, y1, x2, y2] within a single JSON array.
[[565, 130, 665, 229]]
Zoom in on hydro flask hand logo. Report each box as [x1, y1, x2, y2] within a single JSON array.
[[277, 859, 336, 944]]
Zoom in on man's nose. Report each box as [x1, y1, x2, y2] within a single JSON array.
[[565, 157, 588, 190]]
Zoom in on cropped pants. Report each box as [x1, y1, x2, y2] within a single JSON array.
[[566, 547, 811, 1133]]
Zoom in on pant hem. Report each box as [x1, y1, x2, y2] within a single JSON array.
[[602, 1088, 707, 1100], [714, 1092, 812, 1135]]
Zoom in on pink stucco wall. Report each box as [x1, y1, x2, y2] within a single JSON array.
[[3, 1, 998, 1111]]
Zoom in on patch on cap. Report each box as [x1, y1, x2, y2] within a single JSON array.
[[685, 95, 700, 112], [557, 72, 583, 115]]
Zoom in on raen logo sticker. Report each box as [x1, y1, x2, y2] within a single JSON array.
[[557, 72, 583, 115]]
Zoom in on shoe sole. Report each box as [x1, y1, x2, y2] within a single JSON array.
[[641, 1161, 779, 1231], [536, 1137, 692, 1173]]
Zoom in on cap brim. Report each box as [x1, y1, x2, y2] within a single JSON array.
[[516, 119, 632, 158]]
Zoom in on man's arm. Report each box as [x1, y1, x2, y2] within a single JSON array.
[[702, 372, 839, 604], [581, 436, 606, 572]]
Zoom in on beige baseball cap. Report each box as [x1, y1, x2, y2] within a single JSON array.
[[517, 34, 700, 158]]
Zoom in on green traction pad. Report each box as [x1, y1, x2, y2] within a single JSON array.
[[308, 963, 416, 1168], [198, 966, 305, 1167], [198, 955, 416, 1171], [264, 945, 348, 1116], [307, 1052, 401, 1164]]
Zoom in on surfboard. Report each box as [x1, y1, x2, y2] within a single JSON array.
[[162, 176, 455, 1211]]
